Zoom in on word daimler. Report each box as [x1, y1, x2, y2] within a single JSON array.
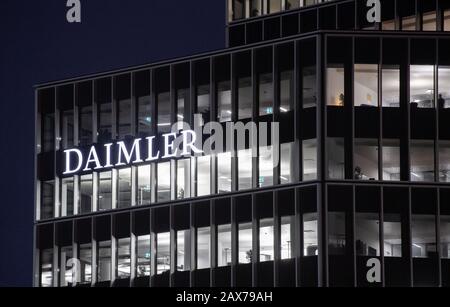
[[63, 130, 202, 175]]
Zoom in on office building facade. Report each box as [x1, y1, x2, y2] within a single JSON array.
[[35, 0, 450, 287]]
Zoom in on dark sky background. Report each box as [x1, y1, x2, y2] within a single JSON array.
[[0, 0, 225, 287]]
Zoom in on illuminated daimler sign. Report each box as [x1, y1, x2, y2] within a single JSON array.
[[63, 130, 202, 175]]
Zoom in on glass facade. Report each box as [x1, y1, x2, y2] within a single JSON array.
[[35, 0, 450, 288]]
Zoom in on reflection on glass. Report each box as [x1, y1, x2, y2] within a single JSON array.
[[239, 76, 253, 120], [197, 156, 211, 197], [137, 235, 151, 277], [157, 232, 170, 274], [327, 66, 345, 106], [280, 70, 294, 112], [329, 212, 346, 255], [157, 162, 171, 202], [136, 71, 152, 137], [354, 64, 378, 107], [280, 143, 294, 184], [440, 216, 450, 259], [137, 165, 151, 205], [303, 139, 317, 180], [218, 152, 232, 193], [383, 214, 402, 257], [117, 75, 132, 139], [303, 213, 318, 256], [412, 215, 437, 258], [438, 67, 450, 108], [60, 246, 73, 287], [98, 172, 112, 211], [302, 66, 317, 108], [355, 213, 380, 256], [177, 230, 190, 271], [197, 227, 211, 269], [281, 216, 294, 260], [410, 65, 435, 109], [197, 84, 211, 124], [382, 66, 400, 107], [40, 249, 53, 287], [354, 139, 379, 181], [239, 149, 253, 190], [97, 79, 112, 143], [118, 168, 131, 209], [218, 224, 232, 267], [439, 141, 450, 182], [177, 88, 190, 128], [422, 11, 436, 31], [80, 174, 93, 214], [259, 73, 273, 116], [327, 138, 345, 179], [382, 139, 400, 181], [61, 177, 74, 217], [259, 218, 274, 262], [79, 104, 93, 146], [157, 92, 171, 134], [117, 238, 131, 279], [177, 159, 191, 199], [239, 223, 253, 264], [97, 240, 111, 282], [218, 81, 232, 122], [259, 146, 274, 187], [410, 140, 435, 182], [79, 243, 92, 283], [61, 109, 74, 149], [41, 181, 54, 220]]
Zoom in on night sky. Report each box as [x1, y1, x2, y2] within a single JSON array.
[[0, 0, 225, 287]]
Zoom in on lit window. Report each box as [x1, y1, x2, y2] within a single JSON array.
[[197, 227, 211, 269], [383, 214, 402, 257], [177, 159, 191, 199], [97, 241, 111, 282], [79, 243, 92, 283], [355, 213, 380, 256], [238, 149, 253, 190], [354, 64, 378, 107], [98, 172, 112, 211], [328, 212, 346, 255], [177, 230, 190, 272], [412, 215, 436, 258], [218, 224, 232, 267], [117, 238, 131, 279], [411, 140, 435, 182], [281, 216, 295, 259], [382, 66, 400, 107], [354, 139, 379, 181], [327, 138, 345, 179], [259, 146, 274, 187], [137, 235, 151, 277], [303, 140, 317, 181], [382, 139, 400, 181], [40, 249, 53, 287], [402, 16, 416, 31], [137, 165, 151, 205], [440, 216, 450, 259], [218, 152, 232, 193], [157, 232, 170, 274], [197, 156, 211, 197], [327, 66, 345, 106], [422, 11, 436, 31], [438, 67, 450, 109], [118, 168, 132, 209], [157, 162, 171, 202], [238, 223, 253, 264], [303, 213, 318, 256], [410, 65, 435, 109], [259, 218, 274, 262]]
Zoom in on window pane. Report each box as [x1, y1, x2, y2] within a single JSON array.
[[97, 78, 113, 143], [80, 175, 93, 214], [177, 159, 191, 199], [61, 177, 74, 217], [303, 139, 317, 180], [259, 146, 274, 187], [280, 70, 294, 111], [259, 218, 274, 262], [281, 142, 294, 184], [445, 10, 450, 31], [439, 141, 450, 182], [60, 246, 73, 287], [157, 162, 171, 202], [42, 113, 55, 153], [118, 168, 132, 209], [157, 232, 170, 274], [382, 139, 400, 181], [218, 224, 232, 267], [116, 75, 132, 139], [382, 66, 400, 107], [197, 156, 211, 197], [259, 73, 274, 116], [218, 81, 232, 122], [438, 67, 450, 109], [354, 64, 378, 107], [239, 76, 253, 119], [41, 181, 54, 220], [354, 139, 379, 180], [232, 0, 245, 20], [383, 214, 402, 257], [218, 152, 232, 193], [441, 216, 450, 259], [303, 213, 318, 256], [327, 138, 345, 179], [137, 165, 151, 205], [197, 227, 211, 269], [329, 212, 346, 255], [411, 140, 435, 182], [412, 215, 437, 258], [156, 67, 171, 134], [177, 88, 190, 126], [355, 213, 380, 256], [40, 249, 53, 287], [250, 0, 262, 17], [402, 16, 416, 31], [302, 65, 317, 108], [97, 240, 111, 282], [79, 243, 92, 283], [197, 84, 211, 124], [137, 235, 151, 277], [410, 65, 435, 109], [422, 11, 436, 31], [269, 0, 282, 13], [98, 172, 111, 211], [239, 223, 253, 264], [78, 82, 93, 146], [117, 238, 131, 279], [61, 109, 74, 149], [327, 66, 345, 106], [177, 230, 190, 271], [135, 71, 152, 137], [281, 216, 295, 259], [238, 149, 253, 190], [286, 0, 300, 10]]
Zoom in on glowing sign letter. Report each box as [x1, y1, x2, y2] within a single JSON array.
[[145, 136, 160, 162], [83, 146, 103, 171], [162, 133, 178, 158], [63, 149, 83, 175], [180, 130, 204, 156], [116, 139, 143, 166]]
